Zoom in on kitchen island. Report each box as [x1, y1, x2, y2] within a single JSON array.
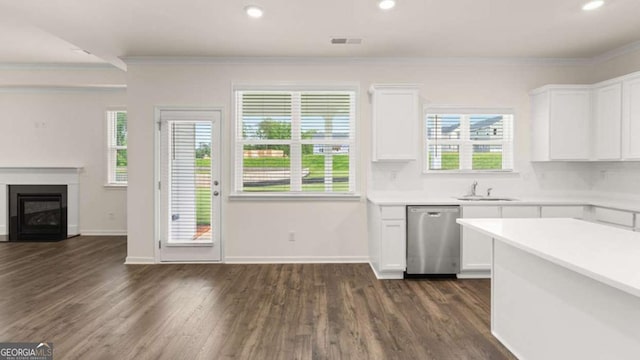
[[457, 218, 640, 360]]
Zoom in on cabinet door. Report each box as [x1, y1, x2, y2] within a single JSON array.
[[540, 206, 584, 219], [622, 75, 640, 159], [380, 220, 406, 271], [549, 90, 591, 160], [372, 87, 419, 161], [501, 206, 540, 218], [594, 83, 622, 160], [593, 207, 634, 228], [461, 206, 500, 272]]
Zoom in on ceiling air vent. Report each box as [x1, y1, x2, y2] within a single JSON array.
[[331, 38, 363, 45]]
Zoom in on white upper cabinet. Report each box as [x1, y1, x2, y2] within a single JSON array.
[[531, 86, 591, 161], [622, 74, 640, 160], [531, 70, 640, 162], [594, 82, 622, 160], [370, 84, 420, 162]]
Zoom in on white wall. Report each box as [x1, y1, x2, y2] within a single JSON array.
[[125, 60, 594, 262], [0, 86, 127, 235], [367, 62, 595, 198]]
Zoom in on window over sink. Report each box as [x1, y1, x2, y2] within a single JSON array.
[[424, 107, 514, 172]]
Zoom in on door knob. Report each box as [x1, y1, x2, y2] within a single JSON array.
[[213, 191, 219, 196], [214, 180, 219, 185]]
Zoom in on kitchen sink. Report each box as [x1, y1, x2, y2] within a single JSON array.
[[456, 196, 517, 201]]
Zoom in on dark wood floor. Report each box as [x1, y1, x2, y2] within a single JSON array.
[[0, 236, 515, 359]]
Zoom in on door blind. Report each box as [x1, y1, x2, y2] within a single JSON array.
[[165, 120, 213, 243]]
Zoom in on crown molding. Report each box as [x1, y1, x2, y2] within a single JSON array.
[[122, 55, 593, 66], [3, 39, 640, 70], [0, 63, 120, 70], [591, 40, 640, 65], [0, 84, 126, 92]]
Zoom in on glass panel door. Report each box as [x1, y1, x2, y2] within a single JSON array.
[[159, 109, 221, 262]]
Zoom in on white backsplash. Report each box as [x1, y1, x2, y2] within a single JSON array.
[[590, 162, 640, 200], [370, 160, 595, 199]]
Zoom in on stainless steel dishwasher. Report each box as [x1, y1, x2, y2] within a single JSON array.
[[406, 206, 460, 276]]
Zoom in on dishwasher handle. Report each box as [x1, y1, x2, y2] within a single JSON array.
[[408, 206, 460, 214]]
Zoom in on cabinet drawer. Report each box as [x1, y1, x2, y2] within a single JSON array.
[[594, 207, 634, 227], [461, 206, 500, 218], [380, 206, 405, 220], [540, 206, 584, 219], [501, 206, 540, 218]]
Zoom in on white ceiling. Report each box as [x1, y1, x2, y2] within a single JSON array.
[[0, 19, 105, 64], [1, 0, 640, 69]]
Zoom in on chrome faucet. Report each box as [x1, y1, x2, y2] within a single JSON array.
[[469, 180, 478, 196]]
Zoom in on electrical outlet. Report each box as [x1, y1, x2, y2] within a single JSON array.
[[600, 170, 608, 180], [288, 231, 295, 242]]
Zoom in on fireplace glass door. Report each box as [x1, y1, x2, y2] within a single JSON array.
[[19, 195, 63, 236], [8, 184, 68, 241]]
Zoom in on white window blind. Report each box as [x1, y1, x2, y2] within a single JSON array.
[[425, 111, 514, 172], [164, 120, 213, 243], [107, 110, 127, 184], [234, 89, 356, 194]]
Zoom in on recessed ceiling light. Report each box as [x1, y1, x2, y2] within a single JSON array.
[[378, 0, 396, 10], [582, 0, 604, 11], [245, 5, 264, 18]]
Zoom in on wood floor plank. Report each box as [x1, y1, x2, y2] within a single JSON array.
[[0, 236, 515, 359]]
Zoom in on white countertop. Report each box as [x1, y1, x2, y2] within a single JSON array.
[[457, 218, 640, 298], [367, 192, 640, 213]]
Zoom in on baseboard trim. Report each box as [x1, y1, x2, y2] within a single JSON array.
[[124, 256, 155, 265], [491, 330, 524, 360], [457, 271, 491, 279], [368, 262, 405, 280], [224, 256, 369, 264], [81, 230, 127, 236]]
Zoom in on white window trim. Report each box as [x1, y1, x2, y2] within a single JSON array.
[[105, 108, 128, 187], [422, 106, 516, 174], [231, 84, 359, 198]]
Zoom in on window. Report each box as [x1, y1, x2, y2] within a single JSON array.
[[106, 110, 127, 185], [234, 88, 356, 195], [425, 109, 513, 172]]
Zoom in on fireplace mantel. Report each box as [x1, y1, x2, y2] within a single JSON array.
[[0, 167, 81, 240]]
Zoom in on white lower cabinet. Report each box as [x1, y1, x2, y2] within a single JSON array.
[[540, 206, 584, 219], [380, 219, 406, 271], [367, 201, 406, 279], [461, 205, 545, 278], [501, 206, 540, 218], [593, 207, 634, 229], [460, 206, 500, 276]]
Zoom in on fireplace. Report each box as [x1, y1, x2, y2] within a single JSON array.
[[8, 185, 68, 241]]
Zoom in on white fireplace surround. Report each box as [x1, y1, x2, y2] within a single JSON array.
[[0, 167, 80, 240]]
